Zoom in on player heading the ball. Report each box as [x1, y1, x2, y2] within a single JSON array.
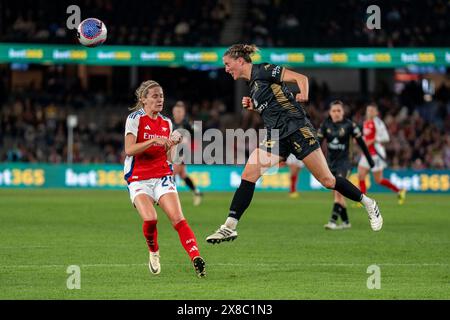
[[206, 44, 383, 245]]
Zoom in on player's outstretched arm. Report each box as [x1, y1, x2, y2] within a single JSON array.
[[281, 69, 309, 102]]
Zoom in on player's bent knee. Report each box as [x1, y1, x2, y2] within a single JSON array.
[[139, 210, 157, 221], [321, 176, 336, 189], [179, 168, 187, 178], [241, 170, 260, 183], [170, 216, 185, 226], [357, 168, 367, 179]]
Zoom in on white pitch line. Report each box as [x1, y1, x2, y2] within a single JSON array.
[[0, 262, 448, 269], [1, 240, 450, 250], [0, 246, 53, 249], [215, 263, 449, 267]]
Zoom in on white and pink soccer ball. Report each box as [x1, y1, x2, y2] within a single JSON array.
[[77, 18, 107, 47]]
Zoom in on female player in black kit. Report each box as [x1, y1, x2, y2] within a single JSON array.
[[206, 44, 383, 244], [318, 100, 375, 230]]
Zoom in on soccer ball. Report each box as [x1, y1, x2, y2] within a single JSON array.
[[77, 18, 107, 47]]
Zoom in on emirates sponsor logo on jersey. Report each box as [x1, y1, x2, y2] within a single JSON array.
[[143, 133, 168, 140]]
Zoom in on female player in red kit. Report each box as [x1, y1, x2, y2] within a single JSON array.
[[357, 104, 406, 204], [124, 80, 206, 277]]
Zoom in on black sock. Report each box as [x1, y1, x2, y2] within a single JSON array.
[[183, 176, 196, 192], [338, 205, 349, 223], [228, 179, 256, 221], [334, 176, 363, 202], [330, 203, 340, 223]]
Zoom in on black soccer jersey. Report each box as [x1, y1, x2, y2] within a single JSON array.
[[248, 63, 308, 139], [317, 117, 362, 170]]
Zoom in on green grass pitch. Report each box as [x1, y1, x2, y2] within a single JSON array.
[[0, 189, 449, 299]]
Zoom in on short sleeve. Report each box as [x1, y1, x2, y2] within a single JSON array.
[[125, 116, 139, 137], [351, 121, 362, 138], [374, 118, 390, 143], [168, 118, 173, 134], [258, 63, 284, 83]]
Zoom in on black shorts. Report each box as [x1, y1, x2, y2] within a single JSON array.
[[330, 165, 350, 178], [260, 122, 320, 161]]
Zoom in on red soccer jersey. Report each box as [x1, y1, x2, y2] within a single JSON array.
[[124, 109, 173, 183], [363, 119, 377, 155]]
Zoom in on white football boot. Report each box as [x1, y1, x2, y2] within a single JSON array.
[[324, 221, 342, 230], [340, 222, 352, 229], [148, 251, 161, 275], [193, 192, 203, 206], [364, 200, 383, 231], [206, 225, 238, 244]]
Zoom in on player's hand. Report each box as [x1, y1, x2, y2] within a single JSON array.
[[242, 96, 254, 110], [295, 93, 308, 103], [151, 137, 172, 149], [170, 130, 183, 145]]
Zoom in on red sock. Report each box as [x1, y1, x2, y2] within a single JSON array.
[[143, 220, 159, 252], [290, 174, 298, 193], [380, 178, 400, 193], [174, 220, 200, 260], [359, 180, 366, 194]]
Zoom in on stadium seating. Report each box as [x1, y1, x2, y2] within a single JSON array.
[[0, 0, 231, 46], [1, 0, 449, 47], [241, 0, 450, 47]]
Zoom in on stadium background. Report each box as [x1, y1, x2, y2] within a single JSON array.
[[0, 0, 448, 194], [0, 0, 450, 298]]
